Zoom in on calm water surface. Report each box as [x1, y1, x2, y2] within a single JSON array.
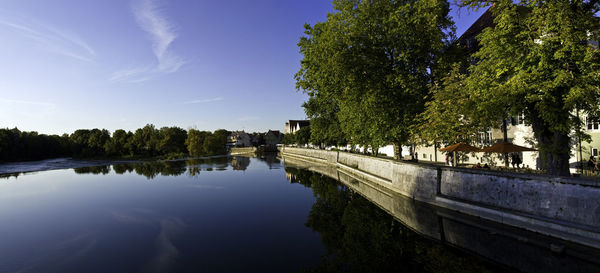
[[0, 156, 595, 272]]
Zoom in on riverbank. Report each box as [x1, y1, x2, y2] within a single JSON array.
[[279, 146, 600, 249]]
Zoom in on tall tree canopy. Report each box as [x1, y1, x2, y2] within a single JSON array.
[[296, 0, 454, 157], [457, 0, 600, 175]]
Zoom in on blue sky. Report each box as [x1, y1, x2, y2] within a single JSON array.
[[0, 0, 486, 135]]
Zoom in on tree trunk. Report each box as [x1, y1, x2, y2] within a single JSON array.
[[530, 112, 571, 176], [393, 142, 402, 161]]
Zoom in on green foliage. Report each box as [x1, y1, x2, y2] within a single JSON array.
[[281, 133, 295, 145], [186, 129, 228, 157], [185, 129, 210, 157], [158, 126, 188, 155], [0, 125, 229, 163], [416, 65, 483, 144], [105, 129, 133, 156], [455, 0, 600, 175], [295, 127, 311, 145], [210, 129, 230, 155], [131, 124, 160, 156], [0, 128, 70, 162], [303, 97, 346, 146], [296, 0, 454, 151]]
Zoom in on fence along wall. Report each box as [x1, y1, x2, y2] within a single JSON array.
[[279, 146, 600, 247]]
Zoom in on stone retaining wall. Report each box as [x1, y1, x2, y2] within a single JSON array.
[[280, 146, 600, 239]]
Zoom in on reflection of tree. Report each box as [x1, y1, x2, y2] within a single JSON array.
[[186, 157, 232, 176], [0, 173, 20, 179], [133, 161, 186, 179], [73, 165, 110, 175], [101, 161, 187, 179], [112, 164, 134, 174], [231, 156, 250, 170], [284, 167, 313, 187], [188, 166, 201, 177], [255, 154, 281, 169], [292, 168, 498, 273]]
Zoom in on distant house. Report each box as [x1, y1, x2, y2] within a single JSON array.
[[227, 131, 252, 147], [265, 130, 283, 145], [284, 120, 310, 134]]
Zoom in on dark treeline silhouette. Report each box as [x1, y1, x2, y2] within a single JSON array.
[[0, 124, 229, 163]]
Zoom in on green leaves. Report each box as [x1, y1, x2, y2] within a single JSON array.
[[454, 0, 600, 175], [297, 0, 454, 149]]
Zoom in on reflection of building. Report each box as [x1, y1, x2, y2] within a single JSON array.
[[284, 120, 310, 134], [231, 156, 250, 170], [227, 131, 252, 147], [286, 171, 298, 184]]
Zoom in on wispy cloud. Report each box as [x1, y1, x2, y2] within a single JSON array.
[[0, 97, 57, 120], [0, 18, 95, 62], [238, 116, 259, 121], [183, 97, 224, 104], [111, 0, 184, 83], [0, 97, 56, 108]]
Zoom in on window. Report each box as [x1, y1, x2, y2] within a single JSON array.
[[587, 116, 599, 131], [593, 148, 598, 157], [478, 129, 492, 146], [517, 113, 525, 125]]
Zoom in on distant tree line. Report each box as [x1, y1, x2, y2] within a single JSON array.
[[0, 125, 229, 163]]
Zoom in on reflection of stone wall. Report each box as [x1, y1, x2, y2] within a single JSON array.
[[230, 147, 257, 155], [280, 147, 600, 248], [283, 158, 600, 273]]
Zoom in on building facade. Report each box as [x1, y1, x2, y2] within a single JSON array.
[[284, 120, 310, 134]]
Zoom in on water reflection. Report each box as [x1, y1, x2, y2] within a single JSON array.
[[68, 156, 271, 179], [285, 167, 503, 273], [282, 161, 600, 273], [231, 156, 250, 170], [73, 165, 111, 175], [0, 156, 317, 273], [5, 155, 595, 272]]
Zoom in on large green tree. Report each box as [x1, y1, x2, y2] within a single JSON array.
[[303, 95, 347, 147], [417, 65, 484, 145], [458, 0, 600, 175], [296, 0, 454, 158], [131, 124, 160, 156], [158, 126, 188, 155], [186, 129, 210, 157], [105, 129, 133, 156]]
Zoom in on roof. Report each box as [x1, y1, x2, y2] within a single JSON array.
[[457, 8, 494, 54]]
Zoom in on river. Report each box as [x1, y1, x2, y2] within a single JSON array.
[[0, 155, 597, 272]]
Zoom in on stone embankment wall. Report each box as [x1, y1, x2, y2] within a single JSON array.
[[280, 146, 600, 248]]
